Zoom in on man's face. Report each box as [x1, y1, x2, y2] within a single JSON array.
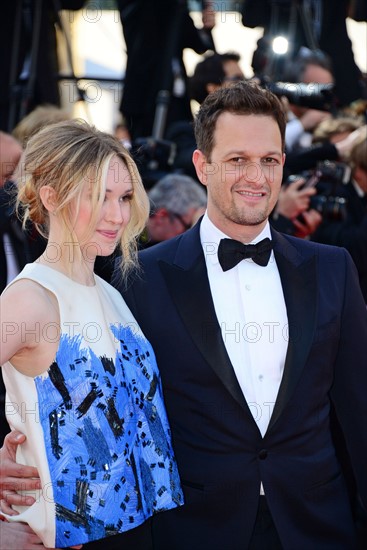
[[205, 60, 244, 96], [302, 64, 334, 85], [193, 113, 285, 241], [147, 207, 201, 243], [291, 63, 334, 118], [222, 60, 245, 84]]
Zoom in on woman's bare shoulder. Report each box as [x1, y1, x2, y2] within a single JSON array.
[[1, 278, 56, 321], [0, 278, 60, 370]]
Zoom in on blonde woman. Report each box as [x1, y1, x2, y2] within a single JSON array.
[[0, 120, 183, 548]]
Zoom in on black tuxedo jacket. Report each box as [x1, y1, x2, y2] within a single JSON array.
[[116, 222, 367, 550]]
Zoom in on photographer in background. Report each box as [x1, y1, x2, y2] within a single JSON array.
[[310, 127, 367, 302], [270, 175, 323, 238], [281, 50, 334, 153], [142, 173, 207, 247], [271, 117, 365, 239], [118, 0, 215, 142], [284, 116, 364, 177], [241, 0, 366, 106]]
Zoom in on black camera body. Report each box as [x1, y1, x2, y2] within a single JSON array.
[[287, 161, 351, 221], [263, 79, 337, 111]]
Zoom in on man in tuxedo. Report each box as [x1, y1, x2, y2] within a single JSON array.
[[118, 81, 367, 548], [1, 82, 366, 549]]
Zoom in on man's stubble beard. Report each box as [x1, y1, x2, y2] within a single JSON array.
[[216, 195, 271, 228]]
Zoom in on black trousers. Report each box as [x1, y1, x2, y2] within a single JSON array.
[[248, 496, 283, 550], [72, 497, 282, 550], [80, 520, 152, 550]]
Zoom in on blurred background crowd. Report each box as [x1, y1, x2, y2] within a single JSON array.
[[0, 0, 367, 442]]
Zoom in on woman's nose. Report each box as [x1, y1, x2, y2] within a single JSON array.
[[105, 201, 124, 224]]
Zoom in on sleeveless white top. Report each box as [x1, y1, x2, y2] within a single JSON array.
[[2, 263, 183, 548]]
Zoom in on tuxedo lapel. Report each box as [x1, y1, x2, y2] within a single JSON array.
[[158, 225, 253, 417], [268, 231, 318, 433]]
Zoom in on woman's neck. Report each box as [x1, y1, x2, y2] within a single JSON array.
[[38, 242, 96, 286]]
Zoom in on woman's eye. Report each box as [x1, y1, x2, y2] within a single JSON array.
[[119, 194, 133, 202]]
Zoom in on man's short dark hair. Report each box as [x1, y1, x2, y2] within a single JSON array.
[[194, 80, 286, 159]]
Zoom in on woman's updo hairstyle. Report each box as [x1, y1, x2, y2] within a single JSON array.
[[15, 119, 149, 277]]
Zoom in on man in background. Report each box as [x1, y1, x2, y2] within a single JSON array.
[[143, 173, 207, 247]]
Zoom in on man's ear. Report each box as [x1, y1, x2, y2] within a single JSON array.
[[39, 185, 58, 213], [192, 149, 209, 187]]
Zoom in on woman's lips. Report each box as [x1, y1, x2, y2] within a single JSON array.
[[97, 230, 119, 239]]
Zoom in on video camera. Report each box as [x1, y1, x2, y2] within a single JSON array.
[[287, 160, 351, 221], [262, 78, 337, 112]]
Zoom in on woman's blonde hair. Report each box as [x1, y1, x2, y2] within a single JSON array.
[[15, 119, 149, 279]]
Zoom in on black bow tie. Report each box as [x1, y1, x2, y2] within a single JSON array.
[[217, 237, 273, 271]]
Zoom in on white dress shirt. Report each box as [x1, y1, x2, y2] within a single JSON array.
[[200, 213, 288, 438]]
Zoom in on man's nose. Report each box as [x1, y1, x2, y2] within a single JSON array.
[[241, 162, 267, 184]]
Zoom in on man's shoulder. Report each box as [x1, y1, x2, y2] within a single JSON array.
[[139, 224, 201, 265], [139, 235, 182, 261], [136, 237, 180, 275], [274, 230, 350, 264]]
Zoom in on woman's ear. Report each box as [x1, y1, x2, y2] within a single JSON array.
[[39, 185, 58, 213]]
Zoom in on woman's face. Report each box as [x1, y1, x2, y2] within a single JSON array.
[[72, 156, 133, 260]]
